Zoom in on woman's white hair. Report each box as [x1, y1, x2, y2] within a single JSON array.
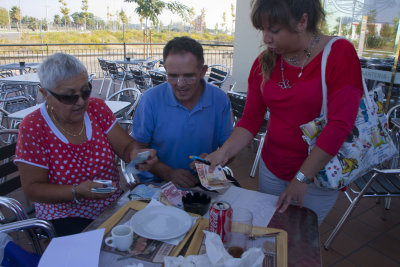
[[38, 53, 88, 91]]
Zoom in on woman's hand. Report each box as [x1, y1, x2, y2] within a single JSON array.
[[189, 153, 208, 170], [276, 179, 308, 213], [129, 148, 158, 172], [75, 180, 116, 200], [205, 150, 230, 172]]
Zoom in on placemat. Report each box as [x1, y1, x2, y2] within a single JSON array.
[[98, 200, 200, 263], [185, 218, 288, 267]]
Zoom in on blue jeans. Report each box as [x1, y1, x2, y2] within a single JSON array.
[[259, 160, 339, 225]]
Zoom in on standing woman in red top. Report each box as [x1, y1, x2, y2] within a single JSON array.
[[207, 0, 363, 225]]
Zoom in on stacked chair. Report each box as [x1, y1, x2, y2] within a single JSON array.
[[207, 64, 230, 88]]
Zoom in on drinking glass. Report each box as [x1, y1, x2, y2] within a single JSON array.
[[226, 207, 253, 258]]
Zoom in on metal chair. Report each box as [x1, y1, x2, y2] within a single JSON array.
[[323, 168, 400, 250], [141, 56, 161, 71], [106, 88, 142, 132], [0, 218, 56, 254], [207, 64, 230, 88], [226, 91, 246, 126], [97, 58, 111, 95], [0, 71, 13, 78], [88, 73, 96, 84], [105, 61, 134, 99], [149, 70, 167, 87], [130, 66, 152, 92], [226, 90, 268, 178]]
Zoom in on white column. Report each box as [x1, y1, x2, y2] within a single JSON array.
[[232, 0, 264, 92]]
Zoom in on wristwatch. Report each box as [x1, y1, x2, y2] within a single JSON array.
[[295, 171, 312, 184]]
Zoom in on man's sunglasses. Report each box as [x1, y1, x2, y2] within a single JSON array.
[[46, 82, 92, 105]]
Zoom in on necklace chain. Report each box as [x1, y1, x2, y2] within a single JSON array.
[[50, 106, 85, 137], [278, 33, 320, 90]]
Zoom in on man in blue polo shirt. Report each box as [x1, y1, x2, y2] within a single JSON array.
[[131, 36, 233, 188]]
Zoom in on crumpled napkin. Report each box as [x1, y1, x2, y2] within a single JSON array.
[[164, 231, 264, 267]]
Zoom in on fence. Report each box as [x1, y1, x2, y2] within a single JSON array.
[[0, 43, 234, 78]]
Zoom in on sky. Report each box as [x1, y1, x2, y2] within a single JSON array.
[[0, 0, 237, 30]]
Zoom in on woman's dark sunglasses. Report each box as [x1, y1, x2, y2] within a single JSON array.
[[46, 82, 92, 105]]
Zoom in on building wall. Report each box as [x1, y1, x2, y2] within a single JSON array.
[[232, 0, 264, 92]]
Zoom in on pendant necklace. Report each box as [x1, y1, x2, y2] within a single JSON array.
[[278, 33, 320, 90], [50, 106, 85, 137]]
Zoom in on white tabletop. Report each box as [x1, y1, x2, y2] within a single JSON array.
[[0, 73, 40, 84], [7, 100, 131, 120], [114, 59, 146, 65]]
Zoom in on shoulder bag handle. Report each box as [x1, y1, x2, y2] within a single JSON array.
[[320, 37, 371, 120]]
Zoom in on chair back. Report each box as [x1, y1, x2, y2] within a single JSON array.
[[0, 142, 20, 196], [106, 61, 122, 76], [207, 64, 230, 88], [97, 58, 109, 73], [149, 70, 167, 86], [106, 88, 142, 120], [88, 73, 96, 83], [130, 66, 151, 91], [227, 91, 246, 124]]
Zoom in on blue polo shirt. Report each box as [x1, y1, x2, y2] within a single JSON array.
[[131, 80, 233, 182]]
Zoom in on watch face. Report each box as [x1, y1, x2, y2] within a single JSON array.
[[296, 172, 311, 184]]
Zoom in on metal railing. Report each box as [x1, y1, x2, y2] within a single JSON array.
[[0, 43, 234, 78]]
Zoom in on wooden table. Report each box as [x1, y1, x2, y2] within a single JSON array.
[[86, 187, 321, 266]]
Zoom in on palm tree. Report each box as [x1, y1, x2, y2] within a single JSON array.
[[124, 0, 190, 56]]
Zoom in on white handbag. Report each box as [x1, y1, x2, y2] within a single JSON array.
[[300, 37, 398, 190]]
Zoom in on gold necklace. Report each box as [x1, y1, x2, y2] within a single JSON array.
[[50, 107, 85, 137]]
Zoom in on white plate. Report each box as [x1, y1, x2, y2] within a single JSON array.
[[130, 206, 192, 240]]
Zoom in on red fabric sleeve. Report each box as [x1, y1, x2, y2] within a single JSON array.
[[236, 57, 268, 136], [315, 39, 363, 156]]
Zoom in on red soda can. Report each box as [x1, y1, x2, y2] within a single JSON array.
[[209, 201, 232, 243]]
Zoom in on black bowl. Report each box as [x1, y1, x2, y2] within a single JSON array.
[[182, 192, 211, 216]]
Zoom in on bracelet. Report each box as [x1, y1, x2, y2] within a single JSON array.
[[72, 184, 81, 204]]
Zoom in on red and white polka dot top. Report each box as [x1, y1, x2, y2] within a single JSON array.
[[15, 97, 122, 220]]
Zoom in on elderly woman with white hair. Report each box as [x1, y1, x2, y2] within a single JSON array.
[[14, 53, 157, 236]]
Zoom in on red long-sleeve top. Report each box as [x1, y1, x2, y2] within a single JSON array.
[[236, 39, 363, 181]]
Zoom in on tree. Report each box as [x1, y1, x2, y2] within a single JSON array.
[[118, 9, 128, 25], [124, 0, 190, 55], [0, 8, 9, 27], [230, 3, 235, 34], [71, 12, 85, 27], [81, 0, 89, 29], [380, 23, 392, 39], [200, 8, 206, 31], [9, 6, 21, 31], [221, 12, 226, 33], [59, 0, 70, 28], [54, 14, 62, 27], [22, 16, 38, 31], [366, 9, 377, 37]]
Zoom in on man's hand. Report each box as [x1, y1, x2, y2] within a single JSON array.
[[129, 148, 158, 172], [276, 179, 308, 213], [166, 169, 198, 188]]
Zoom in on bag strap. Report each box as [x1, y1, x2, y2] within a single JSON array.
[[320, 37, 372, 120]]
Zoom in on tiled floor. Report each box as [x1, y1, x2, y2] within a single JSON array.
[[5, 79, 400, 266]]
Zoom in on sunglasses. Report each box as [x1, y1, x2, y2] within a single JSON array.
[[46, 82, 92, 105]]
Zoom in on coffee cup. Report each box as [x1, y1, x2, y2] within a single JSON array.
[[19, 61, 25, 67], [105, 225, 133, 251]]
